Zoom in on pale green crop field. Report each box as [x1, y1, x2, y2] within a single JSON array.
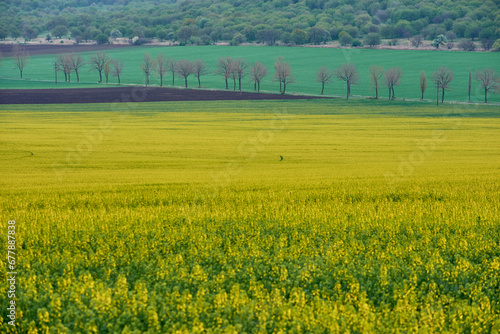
[[1, 45, 499, 102], [0, 99, 499, 332]]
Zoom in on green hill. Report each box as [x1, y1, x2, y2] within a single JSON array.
[[0, 0, 498, 47]]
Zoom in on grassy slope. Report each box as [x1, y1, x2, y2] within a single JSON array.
[[0, 100, 499, 332], [1, 46, 499, 103]]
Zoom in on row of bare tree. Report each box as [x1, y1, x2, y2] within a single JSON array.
[[54, 52, 124, 85], [318, 64, 498, 103], [6, 45, 499, 103]]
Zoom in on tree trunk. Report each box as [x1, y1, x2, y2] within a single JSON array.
[[55, 66, 57, 84], [238, 77, 242, 92], [233, 78, 236, 91], [436, 85, 439, 106], [75, 70, 79, 83], [160, 75, 163, 87], [421, 90, 424, 100], [441, 88, 445, 103], [64, 72, 67, 82], [282, 82, 286, 94], [198, 76, 201, 88], [98, 70, 102, 83], [321, 82, 324, 95], [172, 73, 175, 86], [392, 86, 395, 99], [388, 86, 391, 100], [117, 75, 120, 85], [225, 78, 228, 89], [279, 80, 282, 93], [375, 82, 378, 99], [468, 68, 471, 102], [185, 76, 188, 88], [20, 69, 23, 79], [254, 82, 257, 91], [485, 87, 487, 103], [68, 72, 71, 82], [257, 81, 260, 93]]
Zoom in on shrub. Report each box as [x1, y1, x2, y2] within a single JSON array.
[[338, 31, 353, 46], [96, 33, 109, 45], [351, 39, 362, 47], [364, 32, 381, 47], [411, 35, 422, 47], [492, 39, 500, 51], [458, 40, 476, 51]]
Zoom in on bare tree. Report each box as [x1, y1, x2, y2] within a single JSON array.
[[232, 58, 248, 92], [110, 59, 124, 84], [383, 67, 403, 100], [273, 56, 295, 94], [89, 52, 109, 83], [476, 68, 498, 103], [420, 71, 427, 100], [67, 54, 85, 83], [468, 68, 472, 102], [176, 59, 194, 88], [316, 67, 334, 95], [369, 65, 384, 99], [192, 59, 209, 88], [250, 61, 268, 92], [54, 61, 58, 84], [56, 54, 73, 82], [432, 67, 453, 104], [166, 58, 177, 86], [334, 63, 359, 101], [141, 53, 155, 87], [104, 60, 110, 84], [12, 45, 29, 79], [216, 57, 234, 90], [156, 53, 167, 87]]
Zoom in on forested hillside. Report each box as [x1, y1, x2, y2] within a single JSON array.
[[1, 0, 499, 47]]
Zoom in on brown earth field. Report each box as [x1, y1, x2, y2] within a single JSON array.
[[0, 44, 134, 57], [0, 87, 329, 104]]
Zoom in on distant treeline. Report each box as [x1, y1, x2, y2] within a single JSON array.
[[1, 0, 499, 49]]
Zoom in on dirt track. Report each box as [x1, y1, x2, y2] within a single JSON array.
[[0, 87, 328, 104]]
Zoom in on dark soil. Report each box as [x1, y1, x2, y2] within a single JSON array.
[[0, 44, 132, 57], [0, 87, 329, 104]]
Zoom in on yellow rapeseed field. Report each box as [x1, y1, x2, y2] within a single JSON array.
[[0, 100, 499, 333]]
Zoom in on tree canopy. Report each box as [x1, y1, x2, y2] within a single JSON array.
[[0, 0, 498, 46]]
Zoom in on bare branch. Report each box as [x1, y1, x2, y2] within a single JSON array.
[[369, 65, 383, 99], [250, 61, 268, 92], [175, 59, 194, 88], [192, 59, 209, 88], [12, 45, 29, 79], [89, 52, 109, 83], [316, 66, 334, 95], [334, 63, 359, 101], [110, 59, 124, 84], [141, 53, 156, 87], [432, 67, 453, 104], [476, 68, 498, 103]]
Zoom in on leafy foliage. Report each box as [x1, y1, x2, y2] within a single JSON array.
[[0, 0, 498, 45]]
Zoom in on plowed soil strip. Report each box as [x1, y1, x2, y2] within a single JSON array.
[[0, 87, 329, 104]]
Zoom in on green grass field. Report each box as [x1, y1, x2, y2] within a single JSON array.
[[1, 45, 499, 103], [1, 99, 499, 332]]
